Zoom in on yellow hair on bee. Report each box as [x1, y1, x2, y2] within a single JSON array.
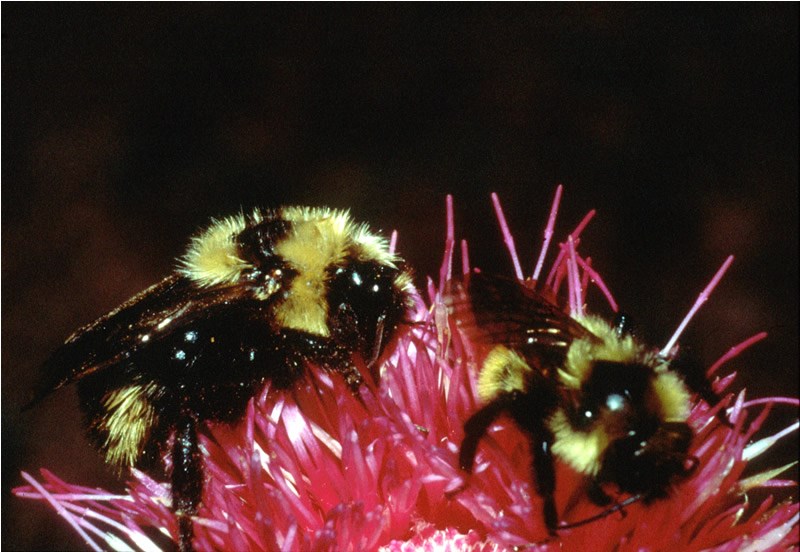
[[561, 315, 645, 388], [393, 270, 417, 301], [180, 205, 406, 336], [653, 370, 692, 422], [272, 206, 406, 336], [478, 345, 532, 401], [282, 206, 400, 267], [99, 384, 156, 470], [351, 222, 398, 266], [179, 213, 251, 287], [548, 409, 608, 476], [272, 208, 351, 336]]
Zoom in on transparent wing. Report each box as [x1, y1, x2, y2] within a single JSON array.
[[447, 272, 593, 369]]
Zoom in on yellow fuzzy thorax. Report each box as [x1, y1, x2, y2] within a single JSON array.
[[561, 315, 691, 422], [178, 212, 252, 287], [178, 206, 404, 337], [179, 207, 401, 288], [178, 212, 251, 287], [652, 369, 692, 422], [559, 315, 645, 389], [273, 208, 353, 336]]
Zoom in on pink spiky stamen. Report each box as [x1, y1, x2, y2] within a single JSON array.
[[547, 238, 585, 299], [548, 250, 568, 296], [491, 192, 523, 281], [661, 255, 735, 358], [580, 256, 592, 296], [571, 209, 596, 240], [575, 255, 619, 313], [566, 235, 583, 318], [532, 184, 562, 282], [439, 194, 456, 294], [707, 331, 768, 376], [740, 397, 800, 408], [544, 209, 594, 289], [743, 420, 800, 461], [20, 471, 104, 552], [461, 239, 471, 276], [389, 229, 398, 256]]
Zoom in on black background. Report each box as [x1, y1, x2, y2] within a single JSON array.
[[3, 5, 797, 551]]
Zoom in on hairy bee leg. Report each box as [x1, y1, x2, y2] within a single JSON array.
[[459, 398, 510, 472], [368, 315, 386, 367], [172, 411, 202, 552]]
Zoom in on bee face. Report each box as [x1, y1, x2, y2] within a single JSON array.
[[576, 360, 696, 497], [574, 361, 657, 433], [327, 260, 409, 363], [599, 422, 694, 499]]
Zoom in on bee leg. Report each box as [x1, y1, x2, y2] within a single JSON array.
[[587, 480, 612, 506], [459, 397, 511, 473], [278, 328, 366, 396], [338, 362, 365, 395], [529, 430, 558, 536], [172, 410, 202, 552]]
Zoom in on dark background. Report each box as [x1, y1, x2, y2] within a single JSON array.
[[3, 5, 797, 551]]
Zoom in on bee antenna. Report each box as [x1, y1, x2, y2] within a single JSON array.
[[557, 494, 643, 530], [613, 313, 634, 338]]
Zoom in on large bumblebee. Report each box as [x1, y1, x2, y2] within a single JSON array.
[[28, 206, 414, 551], [449, 272, 725, 535]]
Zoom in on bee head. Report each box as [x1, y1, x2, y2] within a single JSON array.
[[581, 360, 696, 498], [551, 354, 695, 493], [599, 421, 695, 499], [327, 258, 412, 364]]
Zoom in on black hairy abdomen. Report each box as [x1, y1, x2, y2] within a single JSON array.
[[77, 298, 345, 470]]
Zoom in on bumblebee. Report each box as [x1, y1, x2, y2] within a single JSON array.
[[449, 273, 725, 535], [28, 206, 414, 551]]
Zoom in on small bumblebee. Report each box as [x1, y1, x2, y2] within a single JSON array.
[[28, 206, 414, 551], [449, 272, 725, 535]]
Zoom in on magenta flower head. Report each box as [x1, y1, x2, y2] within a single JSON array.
[[15, 189, 798, 551]]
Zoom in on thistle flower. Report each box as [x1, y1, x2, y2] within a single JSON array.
[[15, 189, 799, 551]]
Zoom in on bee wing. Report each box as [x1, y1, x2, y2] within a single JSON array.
[[447, 272, 592, 366], [29, 274, 250, 406]]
